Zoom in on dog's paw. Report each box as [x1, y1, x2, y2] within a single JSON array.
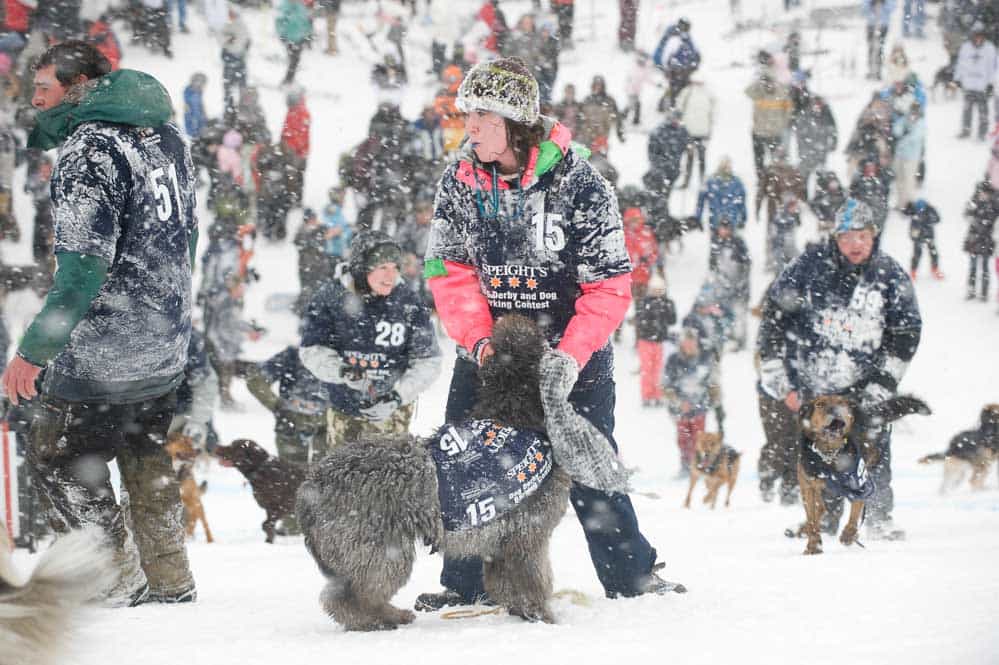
[[803, 542, 823, 556], [389, 607, 416, 625], [509, 606, 555, 624], [840, 527, 858, 546]]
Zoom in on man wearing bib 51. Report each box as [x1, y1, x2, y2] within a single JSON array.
[[2, 41, 199, 607]]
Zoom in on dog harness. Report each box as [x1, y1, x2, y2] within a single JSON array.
[[800, 438, 875, 502], [428, 419, 554, 532], [696, 445, 740, 475]]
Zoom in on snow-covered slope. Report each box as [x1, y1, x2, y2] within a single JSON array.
[[7, 1, 999, 664]]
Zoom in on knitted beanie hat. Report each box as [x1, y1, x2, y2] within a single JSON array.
[[834, 198, 877, 235], [456, 57, 540, 124]]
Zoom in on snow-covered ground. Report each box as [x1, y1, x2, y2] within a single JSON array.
[[6, 1, 999, 663]]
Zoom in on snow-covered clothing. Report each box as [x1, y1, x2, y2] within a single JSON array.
[[275, 0, 312, 44], [745, 74, 793, 139], [757, 238, 922, 401], [635, 293, 675, 343], [791, 96, 837, 179], [902, 199, 941, 273], [646, 119, 689, 191], [955, 37, 998, 92], [174, 329, 219, 435], [577, 80, 625, 148], [664, 346, 718, 418], [709, 234, 751, 304], [300, 234, 441, 417], [675, 82, 715, 139], [963, 184, 997, 257], [892, 112, 926, 162], [695, 173, 748, 231], [623, 207, 658, 290], [892, 112, 926, 207], [216, 129, 244, 187], [246, 345, 331, 462], [809, 171, 846, 232], [652, 23, 700, 73], [849, 170, 891, 231], [281, 98, 310, 160], [22, 70, 196, 403], [862, 0, 896, 26], [424, 118, 631, 379], [183, 83, 206, 138], [320, 202, 352, 258]]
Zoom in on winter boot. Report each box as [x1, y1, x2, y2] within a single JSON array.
[[414, 589, 491, 612], [636, 562, 687, 595], [932, 268, 944, 280], [866, 520, 905, 541]]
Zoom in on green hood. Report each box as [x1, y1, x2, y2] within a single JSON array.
[[28, 69, 173, 150]]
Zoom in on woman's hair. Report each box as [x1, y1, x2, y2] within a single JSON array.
[[504, 119, 546, 172], [35, 41, 111, 86]]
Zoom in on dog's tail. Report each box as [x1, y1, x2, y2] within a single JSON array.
[[918, 452, 947, 464], [868, 395, 932, 425], [0, 528, 118, 664]]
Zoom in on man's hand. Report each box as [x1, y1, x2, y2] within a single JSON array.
[[2, 355, 42, 406], [784, 390, 801, 412]]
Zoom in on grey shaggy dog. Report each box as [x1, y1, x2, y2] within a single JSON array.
[[0, 528, 118, 665], [296, 315, 574, 630]]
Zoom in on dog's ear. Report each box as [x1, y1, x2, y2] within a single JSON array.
[[798, 399, 816, 433]]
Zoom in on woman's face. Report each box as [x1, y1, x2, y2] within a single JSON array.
[[367, 262, 399, 296], [464, 110, 509, 164]]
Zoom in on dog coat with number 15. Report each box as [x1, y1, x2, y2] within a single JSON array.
[[428, 419, 554, 532]]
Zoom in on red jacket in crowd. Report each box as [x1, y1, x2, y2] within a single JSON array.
[[281, 99, 311, 160], [623, 207, 658, 288]]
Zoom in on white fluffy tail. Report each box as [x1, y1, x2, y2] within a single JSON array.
[[0, 528, 118, 665]]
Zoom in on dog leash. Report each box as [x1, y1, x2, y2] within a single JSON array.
[[440, 589, 594, 620]]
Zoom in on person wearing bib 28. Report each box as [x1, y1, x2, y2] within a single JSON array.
[[300, 230, 442, 449], [420, 57, 677, 610]]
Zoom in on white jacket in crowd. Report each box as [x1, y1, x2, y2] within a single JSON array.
[[676, 81, 716, 139], [955, 38, 998, 92]]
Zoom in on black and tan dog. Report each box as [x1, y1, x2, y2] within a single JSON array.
[[919, 404, 999, 494], [164, 432, 214, 543], [214, 439, 306, 543], [683, 432, 740, 509], [295, 315, 616, 630], [796, 394, 930, 555]]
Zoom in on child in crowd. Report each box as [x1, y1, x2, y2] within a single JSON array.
[[635, 273, 676, 407], [770, 195, 801, 274], [901, 199, 943, 280], [664, 327, 719, 476], [809, 170, 845, 235]]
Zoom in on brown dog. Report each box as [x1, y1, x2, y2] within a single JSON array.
[[683, 432, 740, 509], [919, 404, 999, 494], [797, 394, 930, 555], [164, 432, 214, 544], [214, 439, 306, 543]]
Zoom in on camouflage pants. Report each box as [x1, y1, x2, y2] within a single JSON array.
[[325, 403, 414, 449], [25, 390, 194, 604]]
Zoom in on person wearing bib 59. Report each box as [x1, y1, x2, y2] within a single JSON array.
[[420, 57, 678, 609]]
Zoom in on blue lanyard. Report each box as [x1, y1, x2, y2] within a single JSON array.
[[472, 162, 527, 223]]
